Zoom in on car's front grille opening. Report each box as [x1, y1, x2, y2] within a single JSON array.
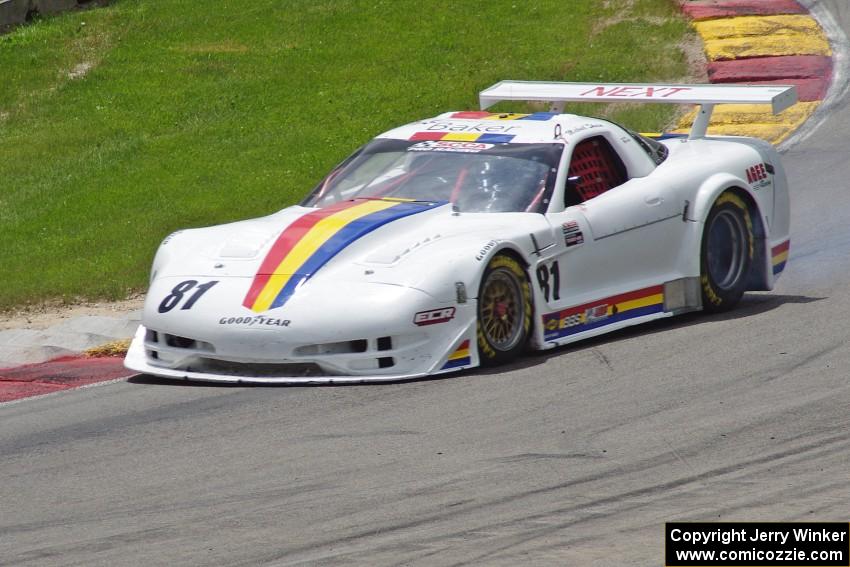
[[165, 334, 197, 349], [294, 339, 369, 356], [377, 336, 392, 351], [193, 359, 328, 378], [145, 329, 215, 357], [378, 357, 395, 369]]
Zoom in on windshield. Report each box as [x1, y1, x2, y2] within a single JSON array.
[[302, 138, 563, 213]]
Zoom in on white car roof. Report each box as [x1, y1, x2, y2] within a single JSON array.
[[378, 111, 613, 145]]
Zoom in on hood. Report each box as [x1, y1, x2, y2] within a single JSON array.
[[154, 198, 551, 313], [241, 198, 447, 312], [155, 199, 449, 308]]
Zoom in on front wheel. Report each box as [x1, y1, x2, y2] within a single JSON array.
[[477, 254, 532, 365], [700, 192, 754, 312]]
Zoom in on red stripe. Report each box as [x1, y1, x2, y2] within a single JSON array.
[[772, 240, 790, 256], [242, 200, 361, 309], [449, 111, 492, 119], [242, 273, 272, 310], [555, 285, 664, 318], [410, 132, 446, 141]]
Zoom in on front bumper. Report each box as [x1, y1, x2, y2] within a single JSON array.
[[124, 308, 478, 384]]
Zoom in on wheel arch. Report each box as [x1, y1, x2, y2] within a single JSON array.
[[691, 175, 770, 291], [472, 244, 537, 329], [490, 245, 531, 270], [470, 243, 531, 295], [475, 247, 535, 365]]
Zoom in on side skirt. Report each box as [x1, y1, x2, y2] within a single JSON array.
[[538, 278, 701, 349]]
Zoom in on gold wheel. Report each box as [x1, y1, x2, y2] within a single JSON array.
[[477, 254, 532, 365]]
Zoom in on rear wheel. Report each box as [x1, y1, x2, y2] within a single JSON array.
[[700, 192, 754, 312], [477, 254, 532, 365]]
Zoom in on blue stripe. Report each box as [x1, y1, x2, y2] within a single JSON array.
[[647, 132, 687, 140], [518, 112, 558, 121], [544, 303, 664, 341], [269, 200, 446, 309], [773, 261, 787, 275], [477, 134, 515, 143], [441, 357, 470, 370]]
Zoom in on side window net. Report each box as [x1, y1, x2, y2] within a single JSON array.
[[566, 136, 628, 205], [627, 129, 669, 165]]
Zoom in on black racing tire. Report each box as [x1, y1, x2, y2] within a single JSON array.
[[477, 254, 532, 366], [700, 191, 754, 313]]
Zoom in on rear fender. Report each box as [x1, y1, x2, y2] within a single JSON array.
[[688, 173, 772, 291]]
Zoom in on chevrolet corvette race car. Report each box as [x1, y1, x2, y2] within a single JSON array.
[[125, 81, 795, 383]]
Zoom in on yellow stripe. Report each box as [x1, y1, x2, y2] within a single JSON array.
[[675, 101, 819, 145], [252, 200, 400, 312], [483, 113, 529, 120], [617, 293, 664, 313], [695, 15, 830, 60], [441, 133, 480, 141], [773, 250, 789, 265], [448, 348, 470, 361]]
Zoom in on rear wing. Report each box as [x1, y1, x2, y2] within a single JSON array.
[[479, 80, 798, 140]]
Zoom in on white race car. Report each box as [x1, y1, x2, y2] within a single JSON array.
[[125, 81, 795, 383]]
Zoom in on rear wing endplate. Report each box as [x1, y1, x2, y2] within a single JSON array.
[[479, 80, 798, 140]]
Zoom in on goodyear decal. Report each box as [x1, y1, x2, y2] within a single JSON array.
[[243, 199, 444, 312], [441, 339, 471, 369], [772, 240, 790, 275], [542, 285, 664, 341]]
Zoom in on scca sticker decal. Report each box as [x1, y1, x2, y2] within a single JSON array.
[[408, 141, 494, 153]]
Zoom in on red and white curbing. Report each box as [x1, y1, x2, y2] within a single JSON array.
[[0, 356, 134, 404], [677, 0, 833, 143]]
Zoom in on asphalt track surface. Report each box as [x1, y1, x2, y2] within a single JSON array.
[[3, 7, 850, 567]]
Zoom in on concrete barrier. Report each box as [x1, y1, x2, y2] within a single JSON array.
[[0, 0, 31, 28], [1, 0, 105, 30], [34, 0, 77, 15]]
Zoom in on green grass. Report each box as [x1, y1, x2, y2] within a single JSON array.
[[0, 0, 695, 310]]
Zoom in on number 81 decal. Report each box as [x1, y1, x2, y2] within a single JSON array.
[[536, 261, 560, 302], [158, 280, 219, 313]]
